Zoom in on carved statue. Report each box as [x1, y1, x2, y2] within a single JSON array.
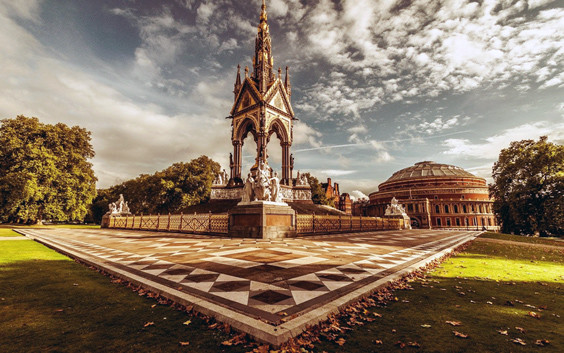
[[385, 197, 407, 216], [242, 173, 254, 203], [107, 194, 131, 215], [239, 161, 285, 204]]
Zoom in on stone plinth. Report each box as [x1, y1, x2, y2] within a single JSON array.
[[228, 201, 296, 239]]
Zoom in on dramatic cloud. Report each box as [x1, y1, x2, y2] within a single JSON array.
[[1, 0, 562, 194], [443, 121, 564, 159]]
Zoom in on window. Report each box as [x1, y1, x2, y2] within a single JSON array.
[[454, 205, 459, 213], [434, 195, 438, 200], [456, 218, 460, 226], [437, 218, 442, 226], [445, 205, 450, 213], [435, 205, 440, 214], [463, 205, 467, 213], [408, 204, 413, 212], [461, 195, 465, 200], [446, 218, 451, 226]]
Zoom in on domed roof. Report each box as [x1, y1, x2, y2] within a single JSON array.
[[383, 161, 478, 183]]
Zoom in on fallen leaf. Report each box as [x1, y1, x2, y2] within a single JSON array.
[[179, 341, 190, 346], [221, 340, 232, 346], [335, 338, 346, 346], [208, 323, 219, 329], [54, 309, 64, 313], [407, 342, 420, 347], [183, 320, 191, 326], [453, 331, 469, 338], [511, 338, 526, 346], [151, 304, 156, 308], [446, 321, 462, 326], [515, 327, 526, 333], [373, 339, 383, 344], [528, 311, 541, 319], [143, 322, 154, 327], [373, 312, 382, 317], [497, 330, 508, 335], [421, 324, 431, 328], [395, 341, 406, 348], [535, 339, 550, 346]]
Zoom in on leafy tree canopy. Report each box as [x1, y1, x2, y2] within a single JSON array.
[[302, 172, 335, 207], [490, 136, 564, 236], [91, 156, 220, 223], [0, 115, 97, 223]]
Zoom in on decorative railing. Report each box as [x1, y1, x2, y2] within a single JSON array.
[[106, 212, 403, 235], [107, 213, 229, 235], [295, 214, 404, 234]]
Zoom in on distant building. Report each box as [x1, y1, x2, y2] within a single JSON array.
[[321, 178, 352, 214], [358, 161, 499, 230]]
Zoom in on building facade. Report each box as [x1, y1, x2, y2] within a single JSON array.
[[363, 161, 498, 230]]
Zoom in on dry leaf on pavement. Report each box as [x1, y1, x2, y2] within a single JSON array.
[[535, 339, 550, 346], [446, 320, 462, 326], [179, 341, 190, 346], [143, 322, 154, 327], [183, 320, 191, 326], [512, 338, 526, 346], [453, 331, 469, 338]]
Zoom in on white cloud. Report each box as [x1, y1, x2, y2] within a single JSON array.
[[443, 121, 564, 159], [418, 117, 459, 134], [321, 169, 357, 177], [349, 190, 369, 202], [293, 121, 323, 148]]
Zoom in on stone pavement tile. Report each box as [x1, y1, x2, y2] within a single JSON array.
[[18, 228, 479, 346]]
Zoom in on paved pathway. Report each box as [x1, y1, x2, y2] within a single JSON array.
[[17, 228, 479, 345]]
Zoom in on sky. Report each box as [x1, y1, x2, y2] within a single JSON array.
[[1, 0, 563, 200]]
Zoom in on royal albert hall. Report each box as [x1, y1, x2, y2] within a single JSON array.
[[367, 161, 499, 230]]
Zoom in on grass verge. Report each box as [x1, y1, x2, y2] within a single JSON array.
[[0, 240, 249, 353], [480, 231, 563, 246], [311, 237, 563, 352]]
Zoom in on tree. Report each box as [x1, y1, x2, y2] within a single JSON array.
[[0, 115, 97, 223], [302, 172, 335, 207], [91, 155, 220, 223], [490, 136, 564, 236]]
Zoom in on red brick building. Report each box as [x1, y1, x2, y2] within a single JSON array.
[[321, 178, 352, 214], [360, 161, 498, 230]]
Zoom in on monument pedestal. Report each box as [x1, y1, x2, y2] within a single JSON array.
[[228, 201, 297, 239]]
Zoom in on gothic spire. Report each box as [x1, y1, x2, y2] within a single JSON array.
[[252, 0, 274, 94], [234, 64, 242, 98]]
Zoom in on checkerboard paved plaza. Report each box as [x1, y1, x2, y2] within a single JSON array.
[[20, 228, 479, 345]]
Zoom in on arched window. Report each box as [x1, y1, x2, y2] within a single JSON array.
[[455, 218, 460, 226], [463, 205, 467, 213], [445, 205, 450, 213], [436, 218, 442, 226], [435, 205, 440, 214], [454, 205, 459, 213], [446, 218, 451, 226]]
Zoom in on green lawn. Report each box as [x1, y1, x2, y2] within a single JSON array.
[[0, 240, 248, 353], [0, 228, 21, 237], [0, 224, 100, 237], [481, 231, 563, 246], [1, 233, 562, 352], [313, 238, 564, 353]]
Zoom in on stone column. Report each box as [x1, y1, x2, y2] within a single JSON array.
[[233, 140, 242, 179], [281, 142, 291, 184]]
